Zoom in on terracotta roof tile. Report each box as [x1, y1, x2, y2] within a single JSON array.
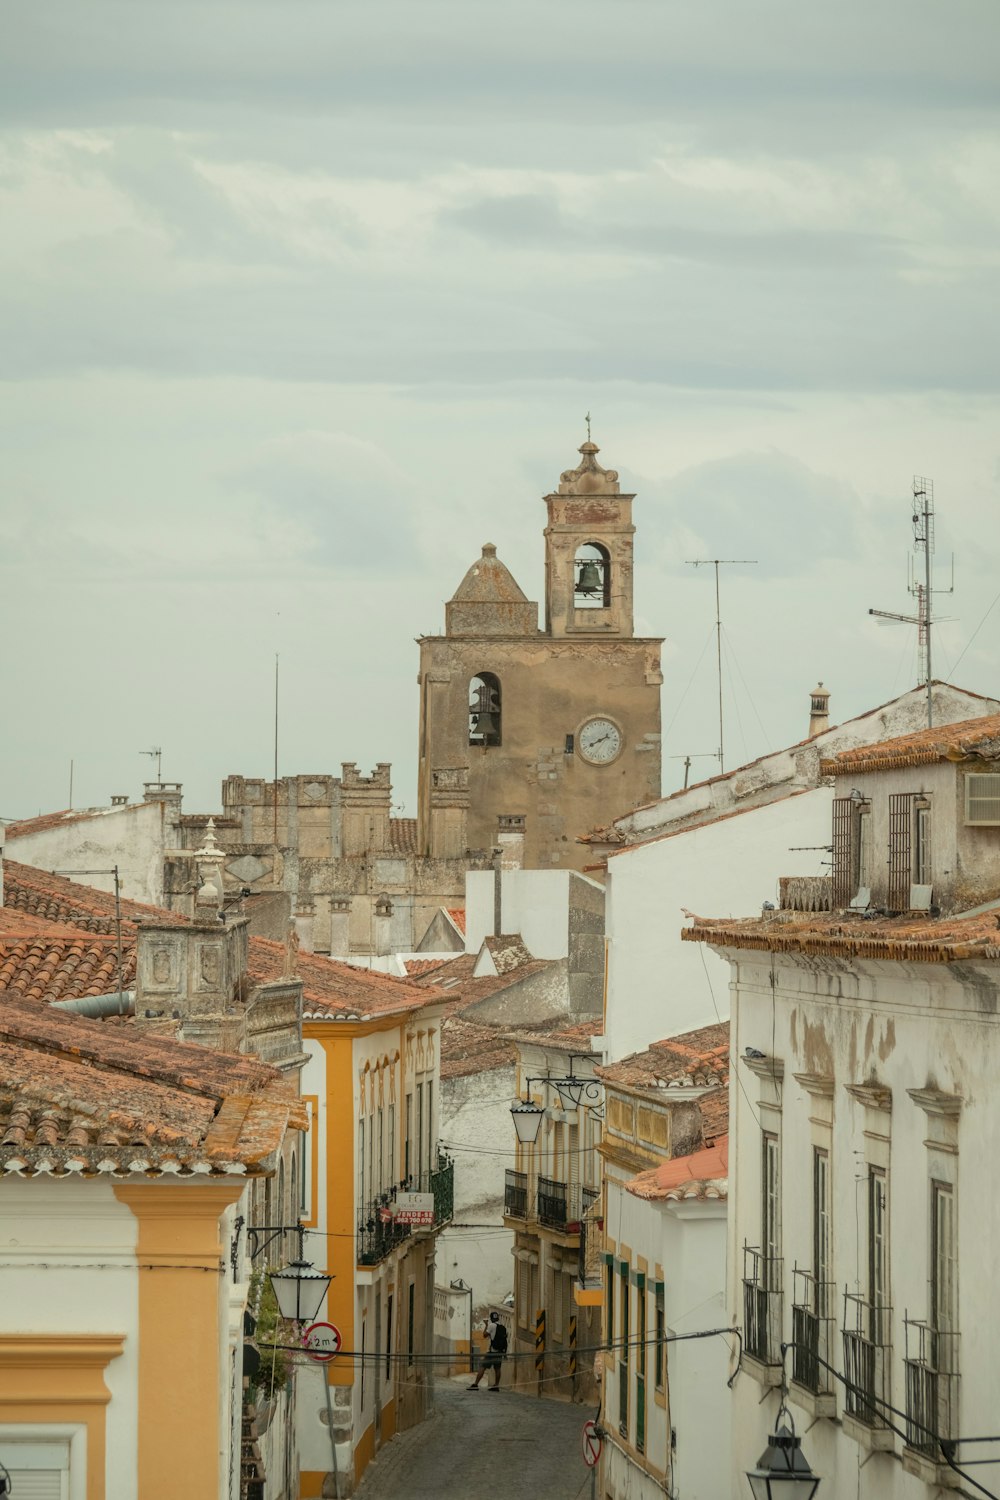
[[0, 996, 304, 1178], [389, 818, 418, 855], [597, 1023, 730, 1090], [1, 861, 444, 1022], [626, 1137, 728, 1203], [683, 909, 1000, 963], [823, 711, 1000, 776], [446, 908, 466, 935], [4, 808, 105, 840]]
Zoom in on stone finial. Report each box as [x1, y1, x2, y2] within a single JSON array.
[[555, 441, 621, 497], [195, 817, 225, 910], [283, 920, 300, 978]]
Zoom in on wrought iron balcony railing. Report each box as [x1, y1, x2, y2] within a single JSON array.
[[357, 1152, 454, 1264], [791, 1269, 835, 1395], [504, 1169, 528, 1219], [904, 1318, 960, 1456], [842, 1292, 892, 1428], [742, 1246, 783, 1365]]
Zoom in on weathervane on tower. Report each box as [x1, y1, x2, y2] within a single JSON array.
[[585, 411, 591, 442]]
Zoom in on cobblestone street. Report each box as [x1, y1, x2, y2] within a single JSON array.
[[353, 1377, 595, 1500]]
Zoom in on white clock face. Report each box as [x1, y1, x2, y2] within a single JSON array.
[[578, 717, 623, 765]]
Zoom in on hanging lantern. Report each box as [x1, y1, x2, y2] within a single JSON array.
[[269, 1259, 332, 1324], [510, 1100, 544, 1145], [746, 1418, 821, 1498]]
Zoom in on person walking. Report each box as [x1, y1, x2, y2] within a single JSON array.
[[467, 1311, 508, 1391]]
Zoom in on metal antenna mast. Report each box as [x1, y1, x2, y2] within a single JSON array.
[[868, 476, 953, 728], [140, 746, 163, 785], [685, 558, 758, 773]]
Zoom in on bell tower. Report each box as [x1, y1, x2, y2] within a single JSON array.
[[544, 442, 635, 638], [417, 438, 662, 870]]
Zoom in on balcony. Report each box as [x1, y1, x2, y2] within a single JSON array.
[[504, 1169, 528, 1219], [904, 1319, 959, 1458], [791, 1269, 835, 1398], [842, 1293, 892, 1437], [742, 1247, 782, 1367], [357, 1153, 454, 1265]]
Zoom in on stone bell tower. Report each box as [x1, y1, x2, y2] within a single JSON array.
[[417, 438, 663, 871], [544, 440, 635, 638]]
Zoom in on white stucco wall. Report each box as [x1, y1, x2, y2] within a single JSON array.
[[5, 800, 173, 906], [438, 1065, 517, 1310], [466, 869, 603, 958], [604, 786, 832, 1061], [603, 1166, 729, 1500], [724, 946, 1000, 1499], [0, 1178, 140, 1497]]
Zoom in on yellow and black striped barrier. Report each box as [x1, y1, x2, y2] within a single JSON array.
[[568, 1315, 577, 1378], [535, 1309, 545, 1394]]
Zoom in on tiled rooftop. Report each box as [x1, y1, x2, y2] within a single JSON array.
[[445, 908, 466, 935], [823, 710, 1000, 776], [597, 1022, 729, 1090], [626, 1137, 728, 1203], [0, 996, 305, 1178], [389, 818, 418, 855], [1, 860, 443, 1022], [682, 909, 1000, 963]]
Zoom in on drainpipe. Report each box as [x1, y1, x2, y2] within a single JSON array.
[[493, 847, 502, 937], [51, 991, 135, 1018]]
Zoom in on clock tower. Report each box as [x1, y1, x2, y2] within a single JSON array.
[[416, 440, 663, 869]]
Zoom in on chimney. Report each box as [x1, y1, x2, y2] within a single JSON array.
[[808, 682, 831, 739], [497, 814, 525, 872], [374, 894, 394, 957]]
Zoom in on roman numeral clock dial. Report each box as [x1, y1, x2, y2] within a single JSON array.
[[578, 717, 623, 765]]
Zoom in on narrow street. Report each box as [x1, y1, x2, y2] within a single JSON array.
[[353, 1377, 595, 1500]]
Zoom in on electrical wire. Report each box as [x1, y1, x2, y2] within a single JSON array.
[[951, 584, 1000, 677], [663, 625, 718, 741]]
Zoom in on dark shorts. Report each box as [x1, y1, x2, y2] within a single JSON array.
[[483, 1352, 503, 1370]]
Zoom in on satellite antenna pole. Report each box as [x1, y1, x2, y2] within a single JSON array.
[[669, 753, 717, 789], [685, 559, 758, 773], [868, 476, 953, 728]]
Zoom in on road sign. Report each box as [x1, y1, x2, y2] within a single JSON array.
[[582, 1418, 602, 1468], [303, 1321, 342, 1362]]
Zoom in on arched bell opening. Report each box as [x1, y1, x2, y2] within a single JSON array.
[[469, 673, 502, 747], [574, 542, 611, 609]]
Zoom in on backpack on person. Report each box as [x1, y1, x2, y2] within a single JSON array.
[[491, 1320, 508, 1353]]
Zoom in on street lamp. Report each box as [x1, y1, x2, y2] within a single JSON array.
[[510, 1100, 545, 1145], [746, 1401, 820, 1498], [269, 1259, 332, 1325]]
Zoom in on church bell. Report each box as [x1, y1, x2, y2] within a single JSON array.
[[576, 559, 604, 596]]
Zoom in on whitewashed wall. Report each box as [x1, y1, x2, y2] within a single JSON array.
[[438, 1064, 516, 1309], [604, 786, 832, 1060], [5, 800, 173, 906], [466, 869, 603, 958], [725, 947, 1000, 1499]]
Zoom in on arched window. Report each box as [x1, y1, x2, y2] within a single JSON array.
[[469, 673, 502, 747], [574, 542, 611, 609]]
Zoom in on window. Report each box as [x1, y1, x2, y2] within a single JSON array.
[[619, 1264, 629, 1434], [965, 772, 1000, 825], [813, 1148, 831, 1312], [358, 1120, 366, 1210], [367, 1106, 375, 1207], [931, 1182, 957, 1347], [833, 795, 872, 905], [762, 1133, 781, 1282], [915, 803, 932, 886], [388, 1102, 396, 1187], [377, 1106, 385, 1194], [888, 792, 917, 911], [573, 542, 611, 609], [426, 1080, 435, 1174], [361, 1318, 367, 1408], [469, 673, 501, 747], [868, 1168, 889, 1344], [654, 1286, 665, 1390], [404, 1093, 413, 1182], [636, 1274, 646, 1454], [416, 1083, 424, 1186], [386, 1294, 394, 1381], [519, 1259, 532, 1329], [605, 1258, 614, 1350], [858, 807, 874, 890], [407, 1282, 415, 1366]]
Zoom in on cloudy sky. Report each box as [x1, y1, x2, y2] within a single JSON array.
[[2, 1, 999, 822]]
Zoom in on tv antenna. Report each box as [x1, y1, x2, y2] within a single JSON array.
[[669, 753, 718, 790], [685, 558, 758, 773], [868, 476, 954, 728], [140, 746, 163, 785]]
